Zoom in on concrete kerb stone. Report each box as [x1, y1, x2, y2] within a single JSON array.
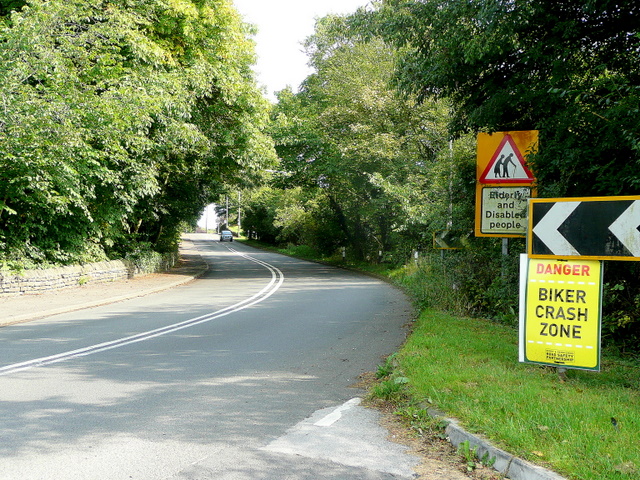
[[425, 407, 568, 480]]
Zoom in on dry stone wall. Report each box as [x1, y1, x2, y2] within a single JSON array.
[[0, 252, 177, 297], [0, 260, 133, 296]]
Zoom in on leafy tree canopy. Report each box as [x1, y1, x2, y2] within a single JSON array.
[[265, 14, 464, 260], [355, 0, 640, 196], [0, 0, 275, 267], [0, 0, 26, 17]]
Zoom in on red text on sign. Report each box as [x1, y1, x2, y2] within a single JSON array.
[[536, 263, 590, 276]]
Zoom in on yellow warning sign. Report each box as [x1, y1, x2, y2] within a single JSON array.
[[475, 131, 538, 238], [519, 255, 603, 370], [477, 131, 538, 184]]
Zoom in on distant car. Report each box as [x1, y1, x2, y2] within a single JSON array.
[[219, 230, 234, 242]]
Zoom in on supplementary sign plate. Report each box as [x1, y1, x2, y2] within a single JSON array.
[[476, 186, 531, 237]]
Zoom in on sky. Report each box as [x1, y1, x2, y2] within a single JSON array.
[[232, 0, 370, 101]]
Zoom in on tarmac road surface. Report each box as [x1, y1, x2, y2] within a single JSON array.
[[0, 235, 423, 479]]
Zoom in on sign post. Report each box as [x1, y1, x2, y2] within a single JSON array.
[[475, 131, 538, 237], [519, 255, 603, 371]]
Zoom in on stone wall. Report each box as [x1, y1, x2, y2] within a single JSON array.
[[0, 251, 178, 297], [0, 260, 134, 296]]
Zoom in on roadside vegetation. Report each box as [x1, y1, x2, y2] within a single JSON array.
[[0, 0, 275, 270]]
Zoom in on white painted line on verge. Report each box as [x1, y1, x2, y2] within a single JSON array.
[[0, 247, 285, 376], [314, 398, 362, 427]]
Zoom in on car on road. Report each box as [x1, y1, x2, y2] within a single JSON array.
[[219, 230, 234, 242]]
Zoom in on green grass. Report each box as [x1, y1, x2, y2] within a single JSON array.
[[397, 309, 640, 480]]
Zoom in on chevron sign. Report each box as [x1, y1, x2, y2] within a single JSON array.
[[528, 196, 640, 261]]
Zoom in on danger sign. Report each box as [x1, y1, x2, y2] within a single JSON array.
[[519, 255, 603, 371]]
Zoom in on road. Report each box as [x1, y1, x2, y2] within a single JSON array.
[[0, 236, 418, 479]]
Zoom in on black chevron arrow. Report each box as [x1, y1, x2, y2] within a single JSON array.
[[530, 198, 640, 259]]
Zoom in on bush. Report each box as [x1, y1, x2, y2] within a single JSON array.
[[602, 262, 640, 357], [391, 238, 522, 324], [125, 242, 177, 274]]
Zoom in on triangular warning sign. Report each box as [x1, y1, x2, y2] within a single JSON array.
[[479, 134, 535, 184]]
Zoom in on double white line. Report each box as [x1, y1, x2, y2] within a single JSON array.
[[0, 247, 284, 376]]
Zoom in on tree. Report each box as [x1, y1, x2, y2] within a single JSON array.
[[269, 15, 457, 260], [0, 0, 25, 17], [353, 0, 640, 346], [0, 0, 275, 266], [358, 0, 640, 197]]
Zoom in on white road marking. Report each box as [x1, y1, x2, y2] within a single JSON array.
[[264, 398, 420, 478], [0, 247, 284, 376], [314, 398, 361, 427]]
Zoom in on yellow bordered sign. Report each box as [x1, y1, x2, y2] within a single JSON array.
[[528, 196, 640, 261], [433, 230, 470, 250], [519, 255, 603, 371], [475, 131, 538, 238], [475, 185, 532, 237]]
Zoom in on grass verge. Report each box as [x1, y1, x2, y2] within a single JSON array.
[[240, 239, 392, 276], [390, 309, 640, 480]]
